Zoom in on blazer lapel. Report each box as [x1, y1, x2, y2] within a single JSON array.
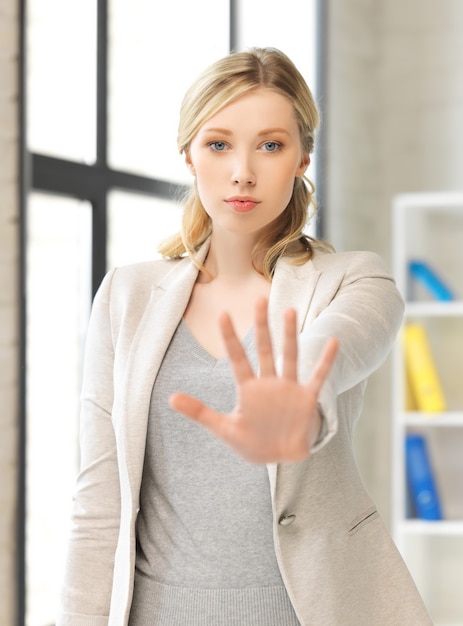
[[266, 257, 321, 496], [119, 245, 209, 500], [268, 256, 321, 351]]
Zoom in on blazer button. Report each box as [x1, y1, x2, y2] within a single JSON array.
[[279, 514, 296, 526]]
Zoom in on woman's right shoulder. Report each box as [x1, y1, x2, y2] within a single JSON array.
[[112, 256, 181, 283], [95, 256, 187, 304]]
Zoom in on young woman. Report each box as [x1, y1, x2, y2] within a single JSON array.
[[58, 48, 432, 625]]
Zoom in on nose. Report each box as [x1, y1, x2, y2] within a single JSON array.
[[231, 151, 256, 186]]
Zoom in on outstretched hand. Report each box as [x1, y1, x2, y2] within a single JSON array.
[[169, 298, 338, 464]]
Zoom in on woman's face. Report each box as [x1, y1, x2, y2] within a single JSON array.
[[186, 88, 309, 243]]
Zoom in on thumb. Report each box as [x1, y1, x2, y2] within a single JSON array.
[[169, 392, 226, 431]]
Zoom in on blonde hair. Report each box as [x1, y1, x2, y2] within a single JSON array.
[[158, 47, 333, 279]]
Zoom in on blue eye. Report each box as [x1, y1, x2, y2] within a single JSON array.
[[261, 141, 281, 152], [209, 141, 227, 151]]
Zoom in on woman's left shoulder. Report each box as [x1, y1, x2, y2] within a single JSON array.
[[310, 248, 393, 277]]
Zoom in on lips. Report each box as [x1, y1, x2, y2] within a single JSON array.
[[225, 197, 261, 212]]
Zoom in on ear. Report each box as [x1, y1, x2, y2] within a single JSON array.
[[184, 151, 196, 176], [296, 154, 310, 177]]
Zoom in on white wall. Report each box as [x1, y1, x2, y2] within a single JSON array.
[[0, 0, 19, 622]]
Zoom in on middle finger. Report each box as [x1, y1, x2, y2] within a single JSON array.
[[282, 308, 298, 381], [255, 298, 276, 377]]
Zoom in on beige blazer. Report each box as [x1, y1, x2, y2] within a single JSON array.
[[58, 244, 432, 626]]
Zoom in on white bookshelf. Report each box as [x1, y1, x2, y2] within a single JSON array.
[[391, 192, 463, 626]]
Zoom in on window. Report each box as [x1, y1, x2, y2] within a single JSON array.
[[25, 194, 91, 625]]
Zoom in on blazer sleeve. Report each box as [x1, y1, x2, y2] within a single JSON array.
[[300, 251, 404, 452], [58, 269, 119, 625]]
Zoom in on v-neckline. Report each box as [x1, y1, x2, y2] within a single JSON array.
[[180, 319, 254, 366]]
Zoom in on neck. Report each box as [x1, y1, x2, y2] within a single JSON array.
[[202, 232, 264, 282]]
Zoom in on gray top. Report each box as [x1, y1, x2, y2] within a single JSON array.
[[129, 321, 300, 625]]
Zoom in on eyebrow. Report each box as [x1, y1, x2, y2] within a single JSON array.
[[201, 127, 291, 137], [201, 127, 233, 136], [258, 128, 291, 137]]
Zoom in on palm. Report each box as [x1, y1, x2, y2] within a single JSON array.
[[170, 298, 338, 463]]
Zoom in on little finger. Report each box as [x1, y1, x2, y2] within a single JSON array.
[[307, 337, 339, 396]]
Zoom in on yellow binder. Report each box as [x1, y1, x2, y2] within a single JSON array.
[[403, 324, 447, 413]]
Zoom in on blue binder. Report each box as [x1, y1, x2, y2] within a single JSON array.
[[408, 260, 456, 302], [405, 433, 443, 520]]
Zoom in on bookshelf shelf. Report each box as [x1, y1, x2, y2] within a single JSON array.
[[392, 192, 463, 625], [398, 520, 463, 536], [400, 412, 463, 427], [405, 302, 463, 317]]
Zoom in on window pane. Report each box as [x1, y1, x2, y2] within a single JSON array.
[[26, 0, 97, 162], [108, 0, 230, 184], [108, 190, 183, 268], [26, 193, 92, 626]]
